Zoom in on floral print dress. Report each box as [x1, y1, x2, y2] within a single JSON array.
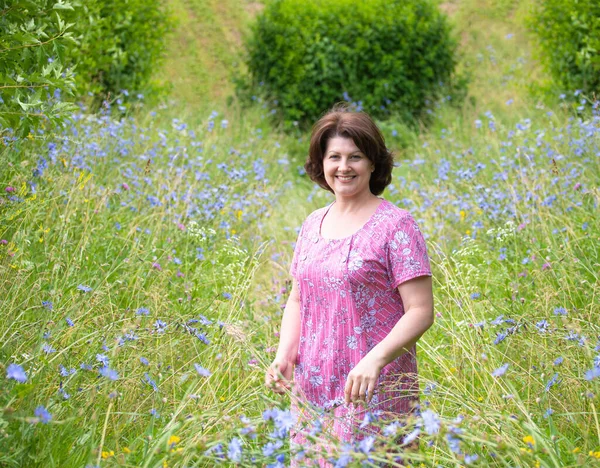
[[289, 198, 431, 466]]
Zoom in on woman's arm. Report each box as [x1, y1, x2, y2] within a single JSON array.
[[344, 275, 434, 404], [265, 279, 302, 393]]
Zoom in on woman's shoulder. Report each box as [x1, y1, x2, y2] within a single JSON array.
[[378, 199, 416, 225]]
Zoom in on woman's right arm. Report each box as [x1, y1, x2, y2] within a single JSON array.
[[265, 279, 301, 393]]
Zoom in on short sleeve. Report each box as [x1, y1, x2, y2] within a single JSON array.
[[386, 212, 432, 289], [289, 222, 305, 278]]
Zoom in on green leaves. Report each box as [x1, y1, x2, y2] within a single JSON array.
[[242, 0, 464, 131]]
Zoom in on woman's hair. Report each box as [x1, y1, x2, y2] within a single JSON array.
[[305, 103, 394, 196]]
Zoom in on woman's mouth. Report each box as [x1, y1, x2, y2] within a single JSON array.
[[336, 175, 356, 181]]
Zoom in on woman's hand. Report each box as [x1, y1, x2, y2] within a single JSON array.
[[344, 354, 385, 406], [265, 357, 294, 394]]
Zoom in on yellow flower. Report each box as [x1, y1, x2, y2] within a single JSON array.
[[101, 450, 114, 459], [589, 451, 600, 459], [478, 396, 483, 402], [572, 447, 580, 453], [123, 447, 131, 454], [523, 435, 535, 446], [460, 210, 466, 220], [220, 396, 225, 402], [27, 133, 34, 140], [168, 435, 180, 446], [236, 210, 243, 220], [534, 460, 540, 467], [465, 229, 471, 236], [231, 229, 236, 235], [163, 460, 169, 468]]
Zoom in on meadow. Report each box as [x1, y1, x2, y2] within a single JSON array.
[[1, 0, 600, 466]]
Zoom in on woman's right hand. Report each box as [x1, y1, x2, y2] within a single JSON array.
[[265, 358, 294, 393]]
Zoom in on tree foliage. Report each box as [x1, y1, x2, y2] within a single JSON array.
[[529, 0, 600, 95]]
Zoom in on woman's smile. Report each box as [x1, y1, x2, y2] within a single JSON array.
[[323, 136, 374, 198]]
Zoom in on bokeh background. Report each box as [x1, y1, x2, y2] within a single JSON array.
[[1, 0, 599, 466]]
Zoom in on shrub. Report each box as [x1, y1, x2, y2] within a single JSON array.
[[65, 0, 173, 103], [528, 0, 600, 95], [0, 0, 79, 138], [242, 0, 463, 129]]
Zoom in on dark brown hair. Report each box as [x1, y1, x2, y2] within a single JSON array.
[[305, 103, 394, 196]]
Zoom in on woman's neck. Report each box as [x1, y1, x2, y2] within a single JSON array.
[[332, 192, 379, 215]]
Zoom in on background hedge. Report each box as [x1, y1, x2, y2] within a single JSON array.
[[242, 0, 464, 130], [529, 0, 600, 95]]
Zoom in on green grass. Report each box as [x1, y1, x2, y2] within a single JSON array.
[[1, 0, 600, 466]]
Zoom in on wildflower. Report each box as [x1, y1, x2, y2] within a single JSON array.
[[101, 450, 114, 459], [492, 363, 509, 377], [585, 367, 600, 381], [545, 373, 561, 391], [154, 320, 167, 333], [553, 357, 564, 366], [34, 405, 52, 424], [99, 366, 119, 380], [42, 343, 56, 354], [494, 331, 507, 345], [167, 435, 180, 446], [136, 307, 150, 315], [144, 373, 159, 391], [422, 410, 441, 435], [446, 432, 462, 454], [65, 317, 74, 327], [535, 320, 550, 333], [544, 408, 554, 418], [227, 437, 242, 462], [553, 307, 567, 315], [358, 436, 376, 454], [523, 435, 535, 447], [6, 363, 27, 382], [140, 357, 149, 366], [222, 292, 232, 300], [152, 262, 162, 271], [465, 453, 479, 464], [42, 301, 53, 310], [194, 364, 211, 377], [403, 428, 421, 446], [263, 440, 283, 456], [77, 284, 92, 292], [470, 292, 481, 300], [96, 354, 109, 366]]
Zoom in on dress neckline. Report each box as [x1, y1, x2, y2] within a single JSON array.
[[319, 198, 386, 241]]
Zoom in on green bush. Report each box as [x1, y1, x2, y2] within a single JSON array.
[[242, 0, 464, 129], [528, 0, 600, 95], [65, 0, 173, 103], [0, 0, 172, 139], [0, 0, 79, 138]]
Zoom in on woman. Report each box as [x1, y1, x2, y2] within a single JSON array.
[[265, 105, 434, 466]]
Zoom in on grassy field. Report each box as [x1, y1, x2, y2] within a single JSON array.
[[1, 0, 600, 466]]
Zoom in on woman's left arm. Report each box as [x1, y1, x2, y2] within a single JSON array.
[[344, 275, 434, 405]]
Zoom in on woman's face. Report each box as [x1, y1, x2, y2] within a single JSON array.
[[323, 136, 374, 199]]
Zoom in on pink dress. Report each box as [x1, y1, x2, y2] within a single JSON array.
[[289, 198, 431, 466]]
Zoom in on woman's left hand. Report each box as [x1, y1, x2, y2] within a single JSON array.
[[344, 354, 384, 406]]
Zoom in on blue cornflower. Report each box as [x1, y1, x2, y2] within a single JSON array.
[[42, 343, 56, 354], [34, 405, 52, 424], [143, 373, 159, 392], [65, 317, 74, 327], [545, 373, 561, 391], [195, 332, 210, 345], [358, 436, 375, 454], [465, 454, 479, 464], [383, 421, 401, 436], [492, 363, 509, 377], [262, 440, 283, 457], [222, 292, 232, 300], [491, 315, 504, 326], [194, 364, 211, 377], [535, 320, 550, 333], [446, 432, 462, 454], [227, 437, 242, 462], [544, 408, 554, 418], [136, 307, 150, 315], [470, 292, 481, 300], [154, 319, 167, 333], [553, 307, 567, 315], [585, 367, 600, 381], [494, 331, 508, 345], [42, 301, 53, 310], [553, 356, 564, 366], [6, 363, 27, 382], [274, 409, 296, 434], [140, 357, 149, 366], [77, 284, 92, 292], [402, 428, 420, 445], [96, 354, 109, 366], [421, 409, 440, 435], [99, 366, 119, 380], [59, 365, 76, 377]]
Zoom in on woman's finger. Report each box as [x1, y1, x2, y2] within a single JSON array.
[[366, 381, 376, 404]]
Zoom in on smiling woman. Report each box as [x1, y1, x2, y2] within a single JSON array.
[[265, 104, 435, 466]]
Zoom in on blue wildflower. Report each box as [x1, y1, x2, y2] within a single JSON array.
[[42, 343, 56, 354], [358, 436, 376, 454], [154, 319, 167, 333], [96, 354, 109, 366], [470, 292, 481, 300], [42, 301, 53, 310], [6, 363, 27, 382], [262, 440, 283, 457], [553, 307, 567, 315], [545, 373, 561, 391], [585, 367, 600, 381], [465, 454, 479, 464], [492, 363, 509, 377], [99, 366, 119, 380], [494, 331, 507, 345], [65, 317, 74, 327], [194, 364, 211, 377], [421, 409, 441, 435], [143, 373, 159, 392], [553, 356, 564, 366], [402, 428, 420, 445], [77, 285, 92, 292], [140, 357, 149, 366], [227, 437, 242, 462], [136, 307, 150, 315], [544, 408, 554, 418], [34, 405, 52, 424]]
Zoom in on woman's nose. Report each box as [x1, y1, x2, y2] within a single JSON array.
[[339, 158, 349, 170]]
